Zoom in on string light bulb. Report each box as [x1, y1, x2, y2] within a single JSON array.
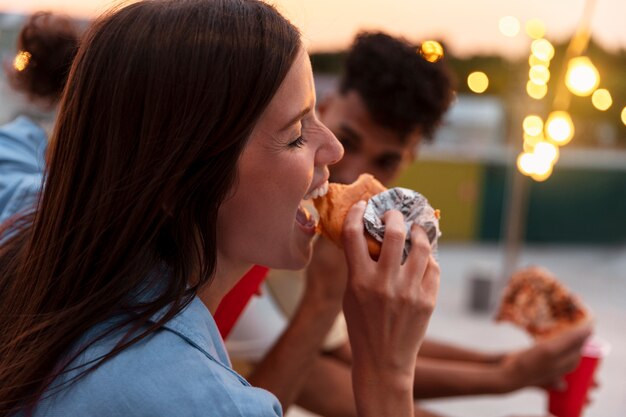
[[545, 111, 574, 145], [565, 56, 600, 96], [420, 41, 444, 63], [467, 71, 489, 93]]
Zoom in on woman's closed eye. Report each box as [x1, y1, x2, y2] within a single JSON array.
[[288, 135, 307, 149]]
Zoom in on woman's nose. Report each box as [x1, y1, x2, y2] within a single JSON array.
[[316, 123, 344, 167]]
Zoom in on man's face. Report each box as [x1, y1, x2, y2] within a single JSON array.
[[318, 90, 421, 186]]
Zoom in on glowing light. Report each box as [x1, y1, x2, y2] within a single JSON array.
[[529, 65, 550, 85], [523, 141, 535, 153], [529, 149, 554, 179], [499, 16, 520, 37], [524, 131, 544, 147], [517, 152, 536, 175], [621, 107, 626, 125], [531, 39, 555, 61], [534, 141, 559, 164], [565, 56, 600, 97], [420, 40, 444, 63], [517, 151, 553, 178], [591, 89, 612, 111], [531, 166, 553, 182], [467, 71, 489, 94], [545, 111, 574, 145], [523, 115, 544, 137], [529, 55, 550, 68], [13, 51, 31, 72], [526, 81, 548, 99], [525, 19, 546, 39], [534, 160, 553, 176]]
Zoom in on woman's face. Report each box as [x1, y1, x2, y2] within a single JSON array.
[[217, 49, 343, 271]]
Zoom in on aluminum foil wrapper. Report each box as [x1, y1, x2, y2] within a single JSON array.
[[363, 187, 441, 262]]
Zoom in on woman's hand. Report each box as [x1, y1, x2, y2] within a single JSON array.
[[341, 201, 440, 416]]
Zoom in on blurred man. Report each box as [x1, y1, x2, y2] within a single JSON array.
[[228, 32, 590, 417]]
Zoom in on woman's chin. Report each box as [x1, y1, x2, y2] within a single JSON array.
[[269, 239, 315, 271]]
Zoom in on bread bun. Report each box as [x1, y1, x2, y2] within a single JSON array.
[[313, 174, 385, 259]]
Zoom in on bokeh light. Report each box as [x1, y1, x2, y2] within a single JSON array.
[[523, 141, 535, 153], [524, 132, 544, 147], [517, 152, 536, 175], [591, 88, 612, 111], [523, 115, 543, 137], [525, 19, 546, 39], [13, 51, 31, 72], [517, 151, 553, 179], [622, 107, 626, 125], [531, 166, 553, 182], [526, 81, 548, 99], [533, 159, 553, 176], [499, 16, 520, 37], [420, 40, 444, 63], [545, 111, 575, 145], [534, 141, 560, 164], [529, 65, 550, 85], [467, 71, 489, 93], [529, 55, 550, 68], [531, 39, 555, 61], [565, 56, 600, 97]]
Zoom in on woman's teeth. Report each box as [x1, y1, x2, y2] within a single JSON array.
[[304, 181, 329, 200], [296, 204, 317, 229]]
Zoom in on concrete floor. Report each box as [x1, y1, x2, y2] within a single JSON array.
[[287, 243, 626, 417]]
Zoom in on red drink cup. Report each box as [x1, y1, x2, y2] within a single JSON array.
[[548, 338, 610, 417]]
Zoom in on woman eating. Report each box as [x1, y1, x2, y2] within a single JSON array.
[[0, 1, 439, 416]]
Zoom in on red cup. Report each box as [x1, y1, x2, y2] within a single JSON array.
[[548, 338, 610, 417]]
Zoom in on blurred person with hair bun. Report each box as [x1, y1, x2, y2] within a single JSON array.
[[6, 11, 80, 108], [0, 11, 80, 223]]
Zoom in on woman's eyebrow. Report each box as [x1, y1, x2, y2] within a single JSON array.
[[278, 105, 312, 133]]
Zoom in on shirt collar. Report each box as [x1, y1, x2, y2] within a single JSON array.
[[150, 296, 232, 367]]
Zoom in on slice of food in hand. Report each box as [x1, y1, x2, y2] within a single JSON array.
[[496, 266, 589, 339]]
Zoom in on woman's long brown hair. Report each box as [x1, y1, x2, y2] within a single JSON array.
[[0, 0, 300, 414]]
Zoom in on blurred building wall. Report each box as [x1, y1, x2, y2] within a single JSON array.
[[396, 93, 626, 244]]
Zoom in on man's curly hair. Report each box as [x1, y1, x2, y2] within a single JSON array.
[[339, 32, 455, 141]]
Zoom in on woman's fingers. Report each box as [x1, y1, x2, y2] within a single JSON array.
[[378, 210, 406, 271], [421, 256, 440, 304], [402, 224, 432, 283], [342, 200, 371, 272]]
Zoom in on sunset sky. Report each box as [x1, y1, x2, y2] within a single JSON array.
[[1, 0, 625, 57]]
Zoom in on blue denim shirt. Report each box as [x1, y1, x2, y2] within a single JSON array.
[[0, 116, 46, 224], [32, 296, 282, 416]]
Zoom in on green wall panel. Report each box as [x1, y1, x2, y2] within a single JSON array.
[[395, 160, 483, 242]]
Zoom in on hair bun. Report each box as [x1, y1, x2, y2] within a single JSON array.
[[7, 12, 80, 104]]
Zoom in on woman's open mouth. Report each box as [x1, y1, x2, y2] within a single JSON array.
[[296, 204, 317, 234], [296, 181, 328, 235]]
